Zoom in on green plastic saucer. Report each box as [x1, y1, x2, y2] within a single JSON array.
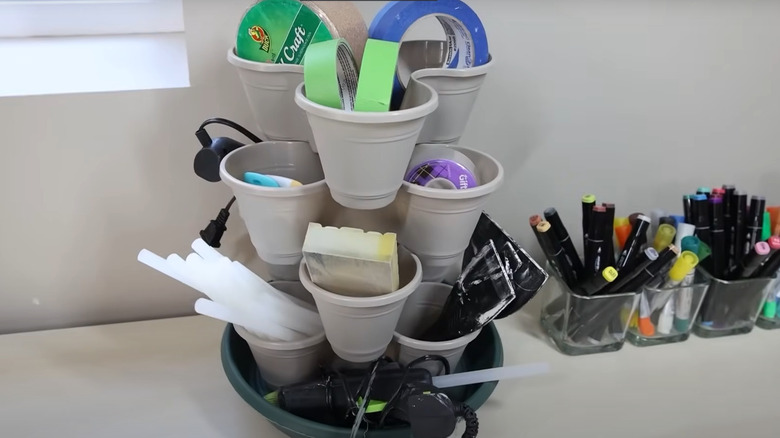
[[221, 323, 504, 438]]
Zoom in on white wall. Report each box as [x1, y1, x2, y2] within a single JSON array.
[[2, 0, 779, 333]]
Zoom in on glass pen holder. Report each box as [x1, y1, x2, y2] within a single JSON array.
[[540, 264, 640, 356], [692, 269, 775, 338], [626, 268, 710, 347], [755, 276, 780, 330]]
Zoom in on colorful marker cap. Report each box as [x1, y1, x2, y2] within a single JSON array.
[[536, 221, 551, 233], [582, 194, 596, 204], [692, 194, 707, 201], [768, 236, 780, 250], [762, 211, 771, 241], [601, 267, 619, 283], [638, 317, 655, 336], [681, 236, 701, 254], [529, 215, 542, 227], [653, 224, 677, 252], [614, 217, 629, 227], [697, 187, 711, 194], [696, 241, 711, 261], [669, 251, 699, 282], [709, 196, 722, 204], [755, 241, 771, 256]]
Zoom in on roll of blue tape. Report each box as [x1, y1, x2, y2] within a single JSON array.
[[369, 0, 489, 106]]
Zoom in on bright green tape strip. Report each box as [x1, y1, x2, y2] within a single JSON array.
[[354, 39, 400, 112], [303, 38, 358, 110]]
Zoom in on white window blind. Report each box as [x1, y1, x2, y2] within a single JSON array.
[[0, 0, 189, 97], [0, 0, 185, 38]]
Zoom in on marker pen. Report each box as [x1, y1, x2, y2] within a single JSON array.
[[672, 251, 701, 333], [659, 216, 676, 230], [582, 194, 596, 255], [602, 203, 616, 266], [764, 294, 778, 320], [529, 214, 543, 246], [657, 298, 676, 335], [544, 208, 585, 279], [616, 214, 651, 273], [754, 236, 780, 278], [649, 209, 666, 238], [768, 206, 780, 235], [692, 194, 710, 245], [745, 196, 766, 253], [660, 251, 700, 289], [732, 192, 747, 267], [536, 221, 579, 288], [613, 246, 676, 294], [731, 241, 772, 279], [709, 196, 726, 278], [761, 211, 771, 241], [578, 266, 618, 296], [723, 185, 735, 269], [652, 224, 677, 252], [681, 235, 701, 255], [614, 221, 632, 251], [696, 240, 712, 264], [674, 222, 696, 249], [683, 194, 693, 224], [638, 293, 655, 336], [599, 247, 658, 295], [627, 213, 647, 247], [584, 205, 609, 275]]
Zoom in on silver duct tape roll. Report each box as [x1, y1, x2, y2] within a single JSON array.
[[303, 1, 368, 66]]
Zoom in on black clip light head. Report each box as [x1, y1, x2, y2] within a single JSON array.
[[193, 117, 263, 183]]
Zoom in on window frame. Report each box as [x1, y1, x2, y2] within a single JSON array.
[[0, 0, 185, 38]]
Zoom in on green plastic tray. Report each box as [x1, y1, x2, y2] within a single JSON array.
[[221, 323, 504, 438]]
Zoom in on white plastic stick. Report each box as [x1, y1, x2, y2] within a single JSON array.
[[231, 261, 319, 313], [431, 362, 551, 389], [211, 258, 322, 336], [138, 249, 193, 287], [191, 238, 224, 262], [167, 254, 217, 301], [194, 298, 301, 342]]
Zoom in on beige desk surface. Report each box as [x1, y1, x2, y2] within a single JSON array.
[[1, 312, 778, 438]]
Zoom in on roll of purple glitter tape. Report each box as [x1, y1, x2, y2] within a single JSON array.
[[405, 159, 478, 189]]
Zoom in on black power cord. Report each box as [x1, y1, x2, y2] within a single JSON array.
[[194, 117, 262, 248], [195, 117, 262, 147], [199, 196, 235, 248], [456, 403, 479, 438]]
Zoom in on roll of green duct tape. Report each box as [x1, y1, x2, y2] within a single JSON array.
[[354, 39, 400, 112], [303, 39, 359, 110]]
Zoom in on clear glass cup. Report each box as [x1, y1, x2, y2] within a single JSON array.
[[540, 263, 640, 356], [626, 268, 710, 347], [693, 269, 775, 338], [755, 277, 780, 330]]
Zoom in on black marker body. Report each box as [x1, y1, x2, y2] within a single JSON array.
[[544, 208, 584, 279], [616, 216, 651, 273]]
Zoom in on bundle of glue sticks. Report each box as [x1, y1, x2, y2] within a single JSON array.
[[530, 197, 702, 341]]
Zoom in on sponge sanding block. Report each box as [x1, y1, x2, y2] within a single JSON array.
[[302, 223, 399, 297]]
